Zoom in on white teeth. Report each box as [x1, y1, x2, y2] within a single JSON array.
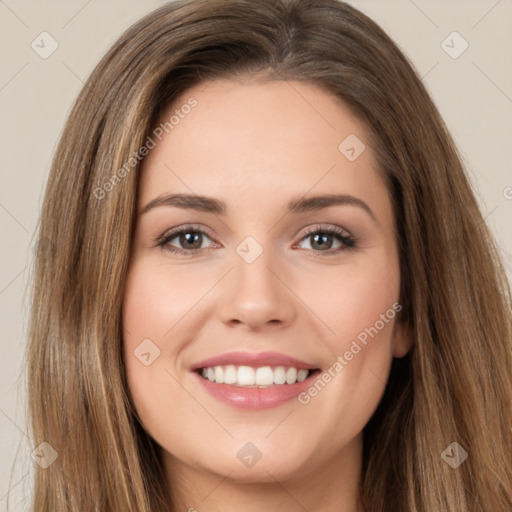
[[199, 365, 313, 387], [237, 366, 255, 386], [273, 366, 286, 384], [214, 366, 224, 384], [224, 365, 237, 384], [297, 369, 308, 382], [285, 367, 297, 384], [255, 366, 274, 386]]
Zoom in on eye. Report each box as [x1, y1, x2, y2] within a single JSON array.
[[156, 224, 357, 256], [157, 226, 217, 255], [295, 226, 357, 254]]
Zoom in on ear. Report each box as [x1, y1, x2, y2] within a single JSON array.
[[391, 319, 413, 358]]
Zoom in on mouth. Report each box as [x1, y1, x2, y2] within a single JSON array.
[[194, 365, 321, 387], [190, 351, 321, 409]]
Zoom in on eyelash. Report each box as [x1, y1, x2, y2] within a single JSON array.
[[155, 224, 358, 257]]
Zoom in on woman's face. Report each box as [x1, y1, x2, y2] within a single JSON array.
[[122, 78, 410, 487]]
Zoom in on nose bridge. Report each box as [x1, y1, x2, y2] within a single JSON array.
[[217, 233, 296, 329], [235, 235, 276, 294]]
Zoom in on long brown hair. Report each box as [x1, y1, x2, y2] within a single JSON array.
[[24, 0, 512, 510]]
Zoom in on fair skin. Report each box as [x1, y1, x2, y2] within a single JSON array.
[[122, 77, 411, 512]]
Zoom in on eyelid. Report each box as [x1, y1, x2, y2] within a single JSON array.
[[157, 223, 216, 243], [298, 223, 352, 240]]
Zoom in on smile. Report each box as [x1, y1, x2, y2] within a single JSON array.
[[197, 365, 316, 387], [190, 351, 321, 409]]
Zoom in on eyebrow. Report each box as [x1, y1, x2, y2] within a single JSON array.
[[140, 192, 377, 223]]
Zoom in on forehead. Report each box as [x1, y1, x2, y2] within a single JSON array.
[[138, 79, 390, 221]]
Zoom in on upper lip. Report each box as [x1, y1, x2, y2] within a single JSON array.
[[190, 351, 318, 371]]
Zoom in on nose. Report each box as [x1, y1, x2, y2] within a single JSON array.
[[216, 242, 297, 331]]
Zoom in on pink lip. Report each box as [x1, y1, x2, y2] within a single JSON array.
[[190, 350, 320, 410], [190, 350, 317, 371], [192, 373, 319, 409]]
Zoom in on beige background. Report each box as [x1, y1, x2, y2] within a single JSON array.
[[1, 0, 511, 509]]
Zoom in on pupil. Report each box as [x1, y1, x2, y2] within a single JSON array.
[[312, 233, 332, 250], [182, 232, 201, 249]]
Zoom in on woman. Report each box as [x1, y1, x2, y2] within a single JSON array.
[[26, 0, 512, 510]]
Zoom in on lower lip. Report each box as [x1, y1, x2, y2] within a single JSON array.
[[192, 371, 318, 410]]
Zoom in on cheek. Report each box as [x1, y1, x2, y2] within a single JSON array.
[[293, 252, 400, 427], [121, 260, 185, 422], [122, 257, 209, 352], [298, 251, 400, 358]]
